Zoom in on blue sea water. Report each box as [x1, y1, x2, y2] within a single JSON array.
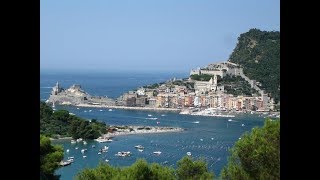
[[41, 71, 265, 179]]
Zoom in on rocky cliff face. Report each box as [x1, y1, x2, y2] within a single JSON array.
[[48, 84, 115, 106]]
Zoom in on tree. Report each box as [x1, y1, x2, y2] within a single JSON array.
[[220, 119, 280, 180], [176, 156, 214, 180], [40, 135, 64, 180]]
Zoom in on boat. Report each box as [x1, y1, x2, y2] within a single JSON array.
[[200, 139, 203, 141], [98, 152, 102, 155], [77, 108, 80, 109], [156, 121, 160, 124], [138, 149, 144, 152], [71, 140, 76, 144], [192, 121, 200, 124], [153, 151, 161, 155], [89, 110, 92, 112], [81, 149, 87, 153], [68, 156, 74, 160], [228, 119, 232, 122], [99, 109, 103, 111], [161, 114, 166, 116], [92, 145, 95, 148], [59, 160, 71, 166], [83, 141, 87, 145], [69, 112, 75, 115], [148, 114, 152, 117], [66, 149, 69, 153], [115, 151, 131, 157], [83, 155, 87, 158], [75, 147, 79, 150], [66, 158, 74, 163], [105, 159, 109, 162], [95, 137, 113, 143], [108, 109, 113, 111], [187, 152, 191, 156], [100, 146, 109, 152], [134, 145, 144, 149], [76, 138, 83, 142], [241, 124, 245, 127]]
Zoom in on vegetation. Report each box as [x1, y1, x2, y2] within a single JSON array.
[[229, 28, 280, 103], [190, 74, 215, 81], [220, 119, 280, 180], [219, 74, 259, 96], [40, 101, 108, 139], [76, 157, 214, 180], [40, 135, 64, 180]]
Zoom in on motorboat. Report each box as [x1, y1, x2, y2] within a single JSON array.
[[59, 160, 71, 166], [134, 145, 144, 149], [115, 151, 131, 157], [138, 149, 144, 152], [95, 137, 113, 143], [77, 138, 83, 142], [81, 149, 87, 153], [92, 145, 95, 148], [71, 140, 76, 144], [187, 152, 191, 156], [108, 109, 113, 111], [66, 149, 69, 153], [83, 155, 87, 158], [153, 151, 161, 155], [83, 141, 87, 145]]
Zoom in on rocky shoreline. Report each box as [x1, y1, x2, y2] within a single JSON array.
[[103, 125, 184, 137]]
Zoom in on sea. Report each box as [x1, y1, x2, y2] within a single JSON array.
[[40, 70, 265, 179]]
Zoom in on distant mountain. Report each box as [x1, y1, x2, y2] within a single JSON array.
[[229, 29, 280, 103]]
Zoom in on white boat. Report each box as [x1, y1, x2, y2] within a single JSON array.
[[95, 137, 113, 143], [66, 149, 69, 153], [153, 151, 161, 155], [241, 124, 245, 127], [105, 159, 109, 162], [66, 158, 74, 162], [77, 138, 83, 142], [138, 149, 144, 152], [148, 114, 152, 117], [134, 145, 144, 149], [228, 119, 232, 122], [81, 149, 87, 153], [108, 109, 113, 111], [161, 114, 166, 116], [83, 141, 87, 145], [59, 160, 71, 166], [211, 138, 214, 140], [192, 121, 200, 124], [187, 152, 191, 156], [75, 147, 79, 150], [200, 139, 203, 141], [89, 110, 92, 112], [99, 109, 103, 111], [77, 108, 80, 109], [69, 112, 75, 115], [71, 140, 76, 144], [98, 152, 102, 155], [68, 156, 74, 159], [115, 151, 131, 157], [92, 145, 95, 148], [83, 155, 87, 158]]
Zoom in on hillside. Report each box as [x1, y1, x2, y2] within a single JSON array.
[[40, 101, 108, 139], [229, 29, 280, 103]]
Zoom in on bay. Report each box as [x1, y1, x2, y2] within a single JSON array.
[[41, 71, 265, 179]]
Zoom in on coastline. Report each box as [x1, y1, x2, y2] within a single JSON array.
[[50, 137, 73, 141], [102, 126, 184, 137], [75, 103, 181, 112]]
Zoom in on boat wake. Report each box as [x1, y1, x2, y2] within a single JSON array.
[[192, 121, 200, 124], [146, 117, 158, 120]]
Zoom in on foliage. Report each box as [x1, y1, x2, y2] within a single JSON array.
[[229, 28, 280, 103], [220, 74, 258, 96], [176, 156, 214, 180], [220, 119, 280, 180], [40, 135, 64, 180], [40, 101, 108, 139], [76, 157, 214, 180], [76, 159, 175, 180]]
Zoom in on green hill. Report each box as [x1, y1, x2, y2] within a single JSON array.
[[229, 28, 280, 103]]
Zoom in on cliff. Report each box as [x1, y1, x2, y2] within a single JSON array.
[[47, 83, 115, 106]]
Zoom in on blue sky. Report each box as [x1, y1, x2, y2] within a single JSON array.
[[40, 0, 279, 73]]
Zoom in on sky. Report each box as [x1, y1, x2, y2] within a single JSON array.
[[40, 0, 280, 73]]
